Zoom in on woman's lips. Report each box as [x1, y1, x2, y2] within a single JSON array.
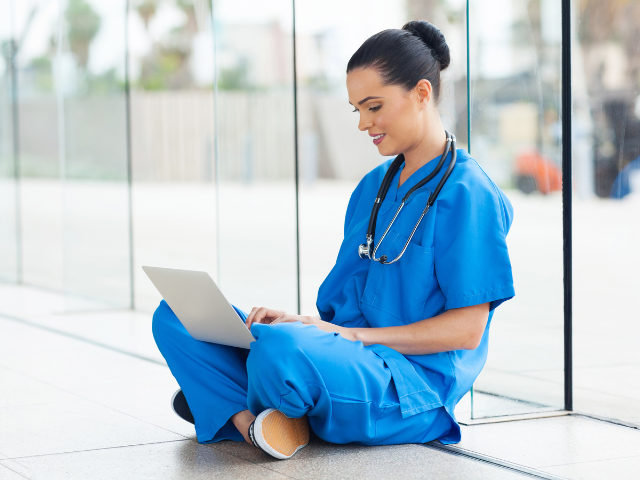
[[371, 133, 386, 145]]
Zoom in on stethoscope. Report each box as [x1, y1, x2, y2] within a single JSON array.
[[358, 130, 457, 265]]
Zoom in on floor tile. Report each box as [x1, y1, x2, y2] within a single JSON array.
[[267, 443, 529, 479], [0, 367, 80, 408], [0, 464, 27, 480], [0, 285, 69, 320], [212, 435, 371, 466], [26, 310, 163, 364], [58, 369, 181, 419], [455, 390, 556, 422], [1, 440, 290, 480], [138, 414, 197, 439], [458, 415, 640, 468], [541, 455, 640, 480], [471, 367, 565, 412], [0, 318, 166, 389], [0, 400, 184, 459]]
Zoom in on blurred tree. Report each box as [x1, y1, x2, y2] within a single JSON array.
[[136, 0, 157, 29], [66, 0, 101, 69], [134, 0, 200, 90], [219, 62, 250, 91], [578, 0, 640, 88]]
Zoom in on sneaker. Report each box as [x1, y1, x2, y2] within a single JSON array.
[[171, 389, 194, 424], [248, 408, 309, 460]]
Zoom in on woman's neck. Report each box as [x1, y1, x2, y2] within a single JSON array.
[[399, 116, 448, 187]]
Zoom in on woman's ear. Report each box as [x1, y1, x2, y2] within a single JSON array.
[[415, 79, 432, 109]]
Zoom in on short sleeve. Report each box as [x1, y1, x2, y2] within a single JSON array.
[[434, 175, 515, 311]]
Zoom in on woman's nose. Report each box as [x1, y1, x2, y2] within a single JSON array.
[[358, 116, 372, 132]]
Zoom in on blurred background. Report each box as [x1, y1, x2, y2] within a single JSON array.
[[0, 0, 638, 426]]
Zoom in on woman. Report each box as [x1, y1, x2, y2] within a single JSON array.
[[153, 20, 514, 460]]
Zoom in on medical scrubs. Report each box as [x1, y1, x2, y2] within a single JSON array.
[[153, 148, 515, 446]]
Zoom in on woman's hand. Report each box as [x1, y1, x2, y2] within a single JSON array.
[[244, 307, 357, 341], [245, 307, 316, 329]]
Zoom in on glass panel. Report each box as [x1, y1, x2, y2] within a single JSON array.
[[15, 0, 65, 292], [573, 0, 640, 425], [468, 0, 564, 417], [214, 0, 298, 313], [295, 0, 468, 318], [59, 0, 131, 309], [128, 0, 218, 312], [0, 1, 18, 283]]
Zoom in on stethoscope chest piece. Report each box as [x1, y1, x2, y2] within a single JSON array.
[[358, 241, 370, 259], [359, 131, 456, 265]]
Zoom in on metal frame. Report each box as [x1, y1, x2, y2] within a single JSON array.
[[8, 2, 22, 284], [464, 0, 574, 419], [124, 0, 135, 309], [561, 0, 573, 412], [292, 0, 301, 315]]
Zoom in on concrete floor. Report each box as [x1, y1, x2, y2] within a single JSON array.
[[2, 285, 640, 479]]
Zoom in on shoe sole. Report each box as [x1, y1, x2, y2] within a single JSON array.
[[253, 409, 309, 460], [170, 389, 194, 424]]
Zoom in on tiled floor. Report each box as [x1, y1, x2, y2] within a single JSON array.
[[1, 287, 640, 479], [455, 416, 640, 479], [0, 315, 531, 480]]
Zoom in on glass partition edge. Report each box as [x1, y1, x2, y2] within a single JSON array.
[[561, 0, 573, 413]]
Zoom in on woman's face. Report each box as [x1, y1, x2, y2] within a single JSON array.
[[346, 67, 430, 157]]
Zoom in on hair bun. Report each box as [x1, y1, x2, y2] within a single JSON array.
[[402, 20, 450, 71]]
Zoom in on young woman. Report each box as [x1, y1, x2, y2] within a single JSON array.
[[153, 20, 514, 460]]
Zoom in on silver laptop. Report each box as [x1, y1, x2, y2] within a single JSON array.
[[143, 266, 255, 349]]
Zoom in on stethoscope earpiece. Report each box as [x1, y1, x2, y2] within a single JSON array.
[[358, 131, 457, 265]]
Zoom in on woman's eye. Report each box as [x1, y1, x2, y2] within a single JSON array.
[[352, 108, 358, 113], [369, 105, 382, 112]]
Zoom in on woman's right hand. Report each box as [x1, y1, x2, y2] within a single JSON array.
[[244, 307, 288, 329]]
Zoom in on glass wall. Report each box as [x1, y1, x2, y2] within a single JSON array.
[[15, 0, 65, 292], [128, 0, 218, 311], [214, 0, 298, 315], [467, 0, 565, 417], [4, 0, 640, 427], [572, 0, 640, 425], [295, 0, 468, 316], [9, 0, 131, 310], [0, 0, 18, 283], [59, 0, 131, 309]]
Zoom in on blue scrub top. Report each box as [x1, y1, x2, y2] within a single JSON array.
[[316, 148, 515, 443]]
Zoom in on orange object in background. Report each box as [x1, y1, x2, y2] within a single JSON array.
[[514, 150, 562, 194]]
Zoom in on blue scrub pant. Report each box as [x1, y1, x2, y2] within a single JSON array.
[[152, 300, 451, 445]]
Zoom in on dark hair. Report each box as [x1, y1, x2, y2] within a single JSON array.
[[346, 20, 450, 101]]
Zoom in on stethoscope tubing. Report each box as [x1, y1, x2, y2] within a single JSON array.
[[359, 130, 457, 264]]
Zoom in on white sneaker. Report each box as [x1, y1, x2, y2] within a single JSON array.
[[248, 408, 310, 460]]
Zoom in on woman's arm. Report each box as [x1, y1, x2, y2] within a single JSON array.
[[348, 303, 490, 354], [244, 303, 490, 356]]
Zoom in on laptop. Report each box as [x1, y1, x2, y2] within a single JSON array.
[[143, 266, 255, 349]]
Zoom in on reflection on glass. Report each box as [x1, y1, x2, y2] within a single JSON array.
[[214, 0, 298, 314], [295, 0, 467, 317], [468, 0, 564, 417], [128, 0, 218, 311], [60, 0, 131, 309], [15, 0, 64, 292], [0, 1, 18, 283], [7, 0, 131, 309], [573, 0, 640, 425]]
